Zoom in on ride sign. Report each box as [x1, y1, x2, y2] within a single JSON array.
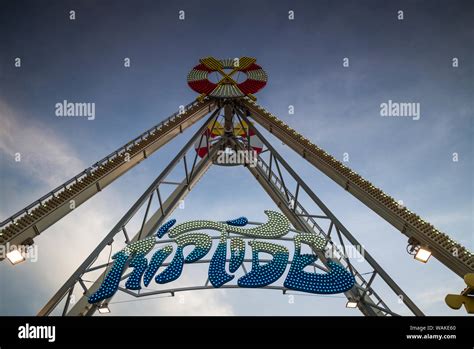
[[89, 210, 355, 304]]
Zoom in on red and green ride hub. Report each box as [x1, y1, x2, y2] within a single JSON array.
[[187, 57, 267, 99]]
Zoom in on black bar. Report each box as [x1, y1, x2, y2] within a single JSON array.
[[0, 316, 470, 346]]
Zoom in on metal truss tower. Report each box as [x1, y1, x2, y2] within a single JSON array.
[[1, 57, 472, 316]]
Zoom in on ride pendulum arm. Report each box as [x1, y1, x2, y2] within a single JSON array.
[[239, 99, 473, 278], [38, 111, 224, 316], [0, 99, 217, 255]]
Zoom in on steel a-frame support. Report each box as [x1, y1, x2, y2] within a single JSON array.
[[233, 107, 424, 316], [38, 107, 223, 316], [39, 100, 423, 316]]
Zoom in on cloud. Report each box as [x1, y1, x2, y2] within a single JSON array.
[[0, 99, 127, 315], [413, 280, 469, 315], [107, 274, 236, 316], [0, 99, 85, 188]]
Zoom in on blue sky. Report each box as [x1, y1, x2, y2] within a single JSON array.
[[0, 0, 472, 316]]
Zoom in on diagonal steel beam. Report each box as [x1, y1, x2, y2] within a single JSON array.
[[73, 140, 223, 316], [234, 107, 424, 316], [230, 139, 386, 316], [37, 109, 222, 316]]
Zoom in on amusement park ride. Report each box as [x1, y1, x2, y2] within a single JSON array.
[[0, 57, 472, 316]]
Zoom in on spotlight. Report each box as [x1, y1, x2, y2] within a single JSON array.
[[407, 237, 432, 263], [414, 247, 432, 263], [98, 303, 110, 314], [6, 238, 34, 265], [6, 249, 25, 265], [346, 299, 358, 308]]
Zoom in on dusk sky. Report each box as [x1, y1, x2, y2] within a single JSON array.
[[0, 0, 472, 316]]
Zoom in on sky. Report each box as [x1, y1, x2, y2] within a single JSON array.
[[0, 0, 473, 316]]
